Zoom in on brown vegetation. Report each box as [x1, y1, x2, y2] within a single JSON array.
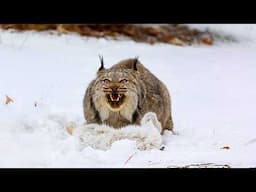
[[0, 24, 213, 46]]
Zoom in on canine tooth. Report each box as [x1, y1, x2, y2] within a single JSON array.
[[110, 94, 120, 101]]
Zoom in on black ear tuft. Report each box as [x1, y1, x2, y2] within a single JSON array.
[[133, 56, 139, 71], [98, 55, 105, 71]]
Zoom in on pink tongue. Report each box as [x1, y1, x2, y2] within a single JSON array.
[[111, 94, 119, 101]]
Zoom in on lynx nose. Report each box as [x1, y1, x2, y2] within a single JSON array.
[[111, 86, 119, 92]]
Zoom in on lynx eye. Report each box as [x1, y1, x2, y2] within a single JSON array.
[[102, 79, 110, 83], [119, 79, 128, 83]]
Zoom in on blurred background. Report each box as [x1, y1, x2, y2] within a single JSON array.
[[0, 24, 213, 46]]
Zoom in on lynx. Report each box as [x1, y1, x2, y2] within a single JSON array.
[[83, 57, 173, 134]]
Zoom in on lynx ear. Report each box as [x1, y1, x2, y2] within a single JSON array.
[[98, 55, 105, 72], [133, 56, 139, 71]]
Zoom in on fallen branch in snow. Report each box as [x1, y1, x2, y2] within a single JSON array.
[[167, 163, 231, 168], [18, 32, 30, 50], [245, 138, 256, 145], [124, 152, 138, 166]]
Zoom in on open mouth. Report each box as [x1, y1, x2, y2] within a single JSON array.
[[110, 93, 120, 102], [106, 93, 125, 109]]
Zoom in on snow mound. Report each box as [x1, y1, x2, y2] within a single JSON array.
[[67, 112, 163, 151]]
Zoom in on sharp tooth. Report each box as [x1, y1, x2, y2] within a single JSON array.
[[110, 94, 120, 102]]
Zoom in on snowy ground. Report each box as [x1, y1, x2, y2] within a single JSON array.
[[0, 25, 256, 168]]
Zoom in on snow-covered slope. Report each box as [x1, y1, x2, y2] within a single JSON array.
[[188, 24, 256, 43], [0, 25, 256, 168]]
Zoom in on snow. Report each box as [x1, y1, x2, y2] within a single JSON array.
[[0, 25, 256, 168], [72, 112, 163, 151], [187, 24, 256, 43]]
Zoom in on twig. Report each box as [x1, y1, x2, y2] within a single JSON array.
[[123, 152, 137, 166], [19, 32, 29, 50], [167, 163, 231, 168], [183, 163, 231, 168], [245, 138, 256, 146]]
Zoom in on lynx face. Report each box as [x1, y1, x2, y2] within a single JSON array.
[[93, 69, 139, 113]]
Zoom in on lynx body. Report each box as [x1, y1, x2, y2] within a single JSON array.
[[83, 58, 173, 134]]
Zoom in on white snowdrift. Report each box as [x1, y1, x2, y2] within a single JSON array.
[[68, 112, 163, 151]]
